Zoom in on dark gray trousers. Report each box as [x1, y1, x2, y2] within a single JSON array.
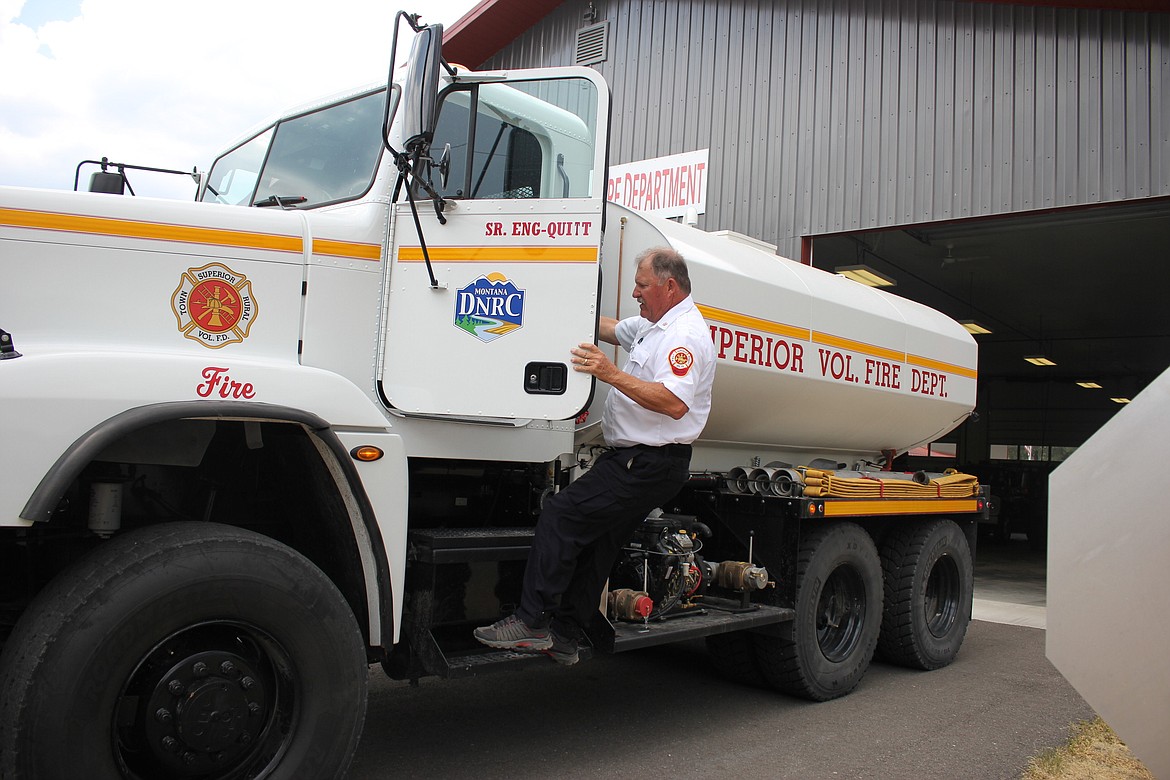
[[516, 444, 691, 635]]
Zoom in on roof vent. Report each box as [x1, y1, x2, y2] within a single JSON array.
[[575, 20, 608, 66]]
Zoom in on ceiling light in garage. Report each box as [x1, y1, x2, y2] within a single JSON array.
[[959, 320, 992, 335], [1077, 381, 1103, 389], [1025, 355, 1057, 366], [1111, 397, 1132, 404], [835, 265, 896, 287]]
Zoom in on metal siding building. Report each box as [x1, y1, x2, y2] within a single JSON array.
[[475, 1, 1169, 262]]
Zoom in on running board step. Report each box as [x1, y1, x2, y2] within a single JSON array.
[[408, 526, 535, 564], [609, 602, 794, 653], [441, 646, 594, 678]]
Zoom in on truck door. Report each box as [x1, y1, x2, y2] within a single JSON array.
[[381, 68, 608, 422]]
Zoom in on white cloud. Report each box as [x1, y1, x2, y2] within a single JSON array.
[[1, 0, 477, 198]]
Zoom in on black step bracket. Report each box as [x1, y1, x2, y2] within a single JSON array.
[[441, 645, 595, 678], [610, 602, 793, 653], [408, 526, 535, 563]]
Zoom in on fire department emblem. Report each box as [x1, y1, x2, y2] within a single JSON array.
[[454, 272, 525, 343], [171, 263, 259, 349], [669, 347, 694, 377]]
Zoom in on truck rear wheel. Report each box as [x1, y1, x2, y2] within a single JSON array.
[[754, 522, 882, 701], [878, 518, 973, 669], [0, 522, 368, 780]]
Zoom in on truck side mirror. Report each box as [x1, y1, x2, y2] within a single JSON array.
[[402, 23, 444, 156], [436, 143, 451, 189]]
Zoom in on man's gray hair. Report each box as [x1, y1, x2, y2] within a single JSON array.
[[636, 246, 692, 295]]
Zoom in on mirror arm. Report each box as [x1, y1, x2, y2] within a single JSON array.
[[383, 13, 447, 290], [393, 152, 443, 290], [412, 169, 448, 225]]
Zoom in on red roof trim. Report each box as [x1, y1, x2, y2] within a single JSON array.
[[442, 0, 563, 69], [967, 0, 1170, 10]]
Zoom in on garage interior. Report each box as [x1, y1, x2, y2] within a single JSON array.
[[809, 195, 1170, 549]]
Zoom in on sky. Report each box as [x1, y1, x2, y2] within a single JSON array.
[[0, 0, 479, 199]]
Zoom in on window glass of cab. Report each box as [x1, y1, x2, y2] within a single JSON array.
[[201, 128, 271, 205], [429, 77, 597, 200], [203, 88, 387, 208]]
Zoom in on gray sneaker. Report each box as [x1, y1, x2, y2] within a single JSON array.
[[543, 631, 580, 666], [473, 615, 552, 651]]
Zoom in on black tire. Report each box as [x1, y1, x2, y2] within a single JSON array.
[[878, 518, 973, 670], [0, 522, 369, 780], [705, 632, 765, 685], [754, 522, 882, 701]]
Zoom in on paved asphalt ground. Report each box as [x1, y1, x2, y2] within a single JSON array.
[[348, 540, 1091, 779]]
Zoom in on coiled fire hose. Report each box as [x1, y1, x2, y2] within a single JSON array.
[[802, 468, 980, 498]]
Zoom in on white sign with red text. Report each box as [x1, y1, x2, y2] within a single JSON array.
[[606, 149, 708, 219]]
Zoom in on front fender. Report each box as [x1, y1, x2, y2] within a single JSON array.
[[2, 351, 406, 646], [1, 350, 388, 522]]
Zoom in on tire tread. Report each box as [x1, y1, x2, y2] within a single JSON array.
[[0, 522, 368, 780], [877, 518, 972, 670], [754, 522, 882, 701]]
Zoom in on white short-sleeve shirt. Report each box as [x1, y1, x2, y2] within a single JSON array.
[[603, 295, 716, 447]]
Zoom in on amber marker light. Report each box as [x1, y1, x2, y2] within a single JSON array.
[[350, 446, 384, 462]]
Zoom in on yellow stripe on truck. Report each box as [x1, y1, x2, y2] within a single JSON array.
[[313, 238, 382, 261], [697, 304, 810, 341], [908, 353, 978, 380], [812, 330, 905, 364], [0, 207, 382, 262], [397, 246, 598, 263], [821, 499, 982, 517], [0, 207, 303, 253]]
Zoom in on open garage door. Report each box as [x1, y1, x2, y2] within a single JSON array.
[[809, 197, 1170, 457]]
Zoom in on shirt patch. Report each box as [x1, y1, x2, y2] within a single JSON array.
[[669, 346, 694, 376]]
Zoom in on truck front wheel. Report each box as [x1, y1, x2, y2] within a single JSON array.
[[0, 522, 368, 780], [878, 518, 973, 669], [754, 522, 882, 701]]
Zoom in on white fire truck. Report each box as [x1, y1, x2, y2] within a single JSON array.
[[0, 15, 985, 779]]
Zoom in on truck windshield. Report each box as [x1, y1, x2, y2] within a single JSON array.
[[202, 88, 387, 208], [429, 77, 598, 200]]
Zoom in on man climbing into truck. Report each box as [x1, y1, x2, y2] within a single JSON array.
[[473, 247, 717, 664]]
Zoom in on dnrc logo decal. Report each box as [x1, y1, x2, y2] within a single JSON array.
[[171, 262, 259, 349], [454, 273, 525, 343]]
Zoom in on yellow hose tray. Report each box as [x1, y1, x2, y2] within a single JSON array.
[[802, 468, 980, 499]]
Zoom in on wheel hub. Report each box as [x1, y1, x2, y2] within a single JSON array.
[[924, 554, 960, 638], [142, 650, 268, 774], [816, 564, 866, 662], [115, 622, 293, 780]]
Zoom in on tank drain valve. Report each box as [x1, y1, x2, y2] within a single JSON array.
[[608, 589, 654, 621], [709, 560, 770, 591]]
